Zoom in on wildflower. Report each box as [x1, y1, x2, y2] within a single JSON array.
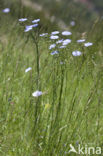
[[24, 26, 32, 32], [51, 51, 59, 55], [32, 19, 40, 23], [24, 24, 38, 32], [59, 46, 66, 49], [77, 39, 85, 43], [49, 44, 56, 50], [56, 39, 64, 44], [32, 91, 42, 97], [62, 31, 72, 36], [51, 31, 59, 35], [25, 67, 32, 73], [50, 35, 59, 39], [62, 39, 71, 45], [2, 8, 10, 13], [70, 21, 75, 26], [84, 42, 93, 47], [31, 24, 38, 27], [72, 51, 82, 56], [19, 18, 27, 22], [26, 25, 32, 29], [39, 33, 48, 37]]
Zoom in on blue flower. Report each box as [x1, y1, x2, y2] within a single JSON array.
[[56, 39, 64, 44], [2, 8, 10, 13], [77, 39, 85, 43], [70, 21, 75, 26], [19, 18, 27, 22], [39, 33, 48, 37], [49, 44, 56, 50], [62, 39, 71, 45], [32, 91, 42, 97], [84, 42, 93, 47], [62, 31, 72, 36], [59, 46, 66, 49], [51, 31, 59, 35], [32, 19, 40, 23], [25, 67, 32, 73], [32, 24, 38, 27], [24, 24, 38, 32], [24, 26, 32, 32], [50, 35, 59, 39], [72, 51, 82, 56], [51, 51, 59, 55]]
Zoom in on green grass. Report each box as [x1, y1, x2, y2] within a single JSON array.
[[0, 1, 103, 156]]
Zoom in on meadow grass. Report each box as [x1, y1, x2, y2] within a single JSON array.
[[0, 2, 103, 156]]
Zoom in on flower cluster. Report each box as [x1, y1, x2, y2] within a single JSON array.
[[1, 7, 94, 101], [18, 18, 40, 32]]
